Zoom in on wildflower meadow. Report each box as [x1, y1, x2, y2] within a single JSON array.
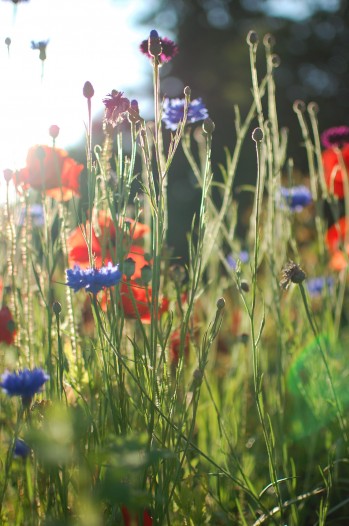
[[1, 18, 349, 526]]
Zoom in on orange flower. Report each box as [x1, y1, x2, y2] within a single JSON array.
[[15, 145, 83, 201], [322, 144, 349, 198]]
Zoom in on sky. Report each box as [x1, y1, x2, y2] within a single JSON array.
[[0, 0, 175, 192]]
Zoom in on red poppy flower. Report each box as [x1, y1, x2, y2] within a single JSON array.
[[0, 306, 16, 345], [325, 217, 349, 252], [169, 329, 190, 365], [15, 145, 83, 201], [121, 506, 153, 526], [119, 281, 169, 324], [322, 144, 349, 198], [68, 212, 150, 268]]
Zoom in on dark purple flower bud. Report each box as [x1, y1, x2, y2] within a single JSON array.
[[83, 81, 94, 99]]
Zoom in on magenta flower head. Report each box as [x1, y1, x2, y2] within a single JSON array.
[[140, 29, 178, 63], [103, 90, 130, 128], [66, 263, 122, 295], [1, 368, 49, 405], [162, 97, 209, 131], [321, 126, 349, 149], [31, 40, 49, 61]]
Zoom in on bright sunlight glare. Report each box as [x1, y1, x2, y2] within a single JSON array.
[[0, 0, 165, 199]]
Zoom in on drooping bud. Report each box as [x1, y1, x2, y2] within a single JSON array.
[[246, 30, 259, 46], [293, 100, 306, 113], [3, 169, 13, 183], [202, 117, 215, 135], [252, 127, 264, 142]]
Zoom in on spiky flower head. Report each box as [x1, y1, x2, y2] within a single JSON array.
[[0, 368, 49, 402], [280, 261, 306, 290], [321, 126, 349, 149], [103, 90, 130, 128], [66, 263, 122, 295], [140, 30, 178, 63], [162, 97, 209, 131]]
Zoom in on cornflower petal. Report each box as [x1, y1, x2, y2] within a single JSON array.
[[0, 368, 49, 398], [162, 97, 209, 131], [279, 185, 312, 212], [66, 263, 122, 295]]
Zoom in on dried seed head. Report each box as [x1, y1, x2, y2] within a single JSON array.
[[246, 30, 259, 46], [280, 260, 306, 290], [252, 127, 264, 142], [5, 37, 11, 47]]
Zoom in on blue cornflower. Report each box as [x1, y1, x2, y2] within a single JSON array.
[[0, 368, 49, 399], [279, 186, 312, 212], [31, 40, 49, 61], [14, 439, 31, 459], [227, 251, 249, 270], [66, 262, 122, 295], [162, 97, 209, 131], [306, 277, 334, 297]]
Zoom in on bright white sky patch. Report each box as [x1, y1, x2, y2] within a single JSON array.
[[0, 0, 166, 196]]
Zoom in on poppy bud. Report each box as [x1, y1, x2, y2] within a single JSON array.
[[49, 125, 60, 139], [124, 258, 136, 279], [52, 301, 62, 315], [3, 169, 13, 183], [5, 37, 11, 47], [141, 265, 152, 284], [83, 81, 94, 99]]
